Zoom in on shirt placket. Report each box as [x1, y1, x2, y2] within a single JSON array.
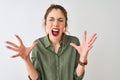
[[55, 55, 59, 80], [55, 46, 63, 80]]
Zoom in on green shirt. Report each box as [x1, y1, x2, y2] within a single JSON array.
[[30, 35, 84, 80]]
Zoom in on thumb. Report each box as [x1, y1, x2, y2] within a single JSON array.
[[30, 42, 38, 50], [27, 42, 38, 55], [70, 42, 78, 49]]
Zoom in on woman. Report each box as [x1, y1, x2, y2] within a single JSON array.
[[6, 4, 97, 80]]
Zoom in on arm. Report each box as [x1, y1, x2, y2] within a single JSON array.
[[75, 58, 86, 77], [24, 58, 38, 80], [6, 35, 38, 80], [70, 31, 97, 77]]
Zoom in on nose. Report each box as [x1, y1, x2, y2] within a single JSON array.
[[53, 20, 58, 27]]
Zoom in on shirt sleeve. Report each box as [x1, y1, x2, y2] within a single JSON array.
[[28, 75, 41, 80], [74, 70, 85, 80], [28, 74, 41, 80]]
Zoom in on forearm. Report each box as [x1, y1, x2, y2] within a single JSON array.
[[76, 58, 87, 77], [24, 58, 38, 80], [76, 64, 85, 76]]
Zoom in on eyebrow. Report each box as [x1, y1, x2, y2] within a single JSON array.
[[49, 17, 64, 20]]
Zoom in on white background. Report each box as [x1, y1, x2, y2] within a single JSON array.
[[0, 0, 120, 80]]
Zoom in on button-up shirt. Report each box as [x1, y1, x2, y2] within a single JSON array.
[[30, 34, 84, 80]]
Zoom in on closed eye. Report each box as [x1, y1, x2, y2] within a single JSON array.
[[58, 19, 64, 22], [49, 18, 54, 21]]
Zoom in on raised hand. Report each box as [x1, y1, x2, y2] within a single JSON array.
[[70, 31, 97, 61], [6, 35, 38, 60]]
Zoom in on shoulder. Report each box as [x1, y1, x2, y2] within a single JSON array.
[[66, 35, 79, 42], [67, 35, 79, 41], [32, 36, 49, 48], [34, 36, 46, 43], [65, 35, 80, 45]]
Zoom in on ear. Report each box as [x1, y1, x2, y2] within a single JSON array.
[[63, 27, 66, 33], [45, 26, 48, 34], [43, 21, 47, 34], [44, 20, 46, 26]]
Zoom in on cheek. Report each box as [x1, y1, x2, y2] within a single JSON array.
[[45, 25, 52, 33], [60, 23, 66, 29], [60, 26, 65, 33], [59, 22, 65, 27], [46, 21, 53, 27]]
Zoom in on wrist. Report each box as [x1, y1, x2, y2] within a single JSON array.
[[23, 57, 31, 63], [80, 57, 87, 62], [78, 59, 88, 66]]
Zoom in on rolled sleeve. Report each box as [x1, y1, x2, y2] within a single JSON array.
[[74, 71, 85, 80], [28, 74, 41, 80]]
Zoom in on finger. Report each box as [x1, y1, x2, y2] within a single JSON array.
[[11, 54, 19, 58], [25, 42, 38, 55], [6, 46, 18, 52], [83, 31, 87, 43], [88, 33, 97, 44], [15, 35, 24, 45], [30, 42, 38, 49], [88, 45, 93, 51], [28, 42, 38, 54], [29, 42, 38, 50], [70, 42, 78, 49], [88, 35, 97, 47], [6, 41, 19, 48]]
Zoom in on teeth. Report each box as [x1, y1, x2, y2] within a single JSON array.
[[52, 29, 59, 32], [52, 28, 59, 36]]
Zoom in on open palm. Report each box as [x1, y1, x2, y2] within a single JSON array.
[[6, 35, 38, 60], [70, 31, 97, 60]]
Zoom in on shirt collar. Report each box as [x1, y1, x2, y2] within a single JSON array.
[[44, 35, 51, 48]]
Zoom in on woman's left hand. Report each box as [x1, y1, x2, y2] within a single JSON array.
[[70, 31, 97, 61]]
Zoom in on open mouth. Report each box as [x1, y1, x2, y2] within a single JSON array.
[[52, 28, 59, 36]]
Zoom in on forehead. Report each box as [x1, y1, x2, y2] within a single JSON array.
[[47, 9, 65, 19]]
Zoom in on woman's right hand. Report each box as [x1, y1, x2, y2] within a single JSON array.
[[6, 35, 38, 60]]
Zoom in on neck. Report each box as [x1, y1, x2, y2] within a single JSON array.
[[50, 37, 61, 45], [48, 34, 64, 46]]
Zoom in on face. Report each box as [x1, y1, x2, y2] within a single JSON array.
[[45, 9, 66, 40]]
